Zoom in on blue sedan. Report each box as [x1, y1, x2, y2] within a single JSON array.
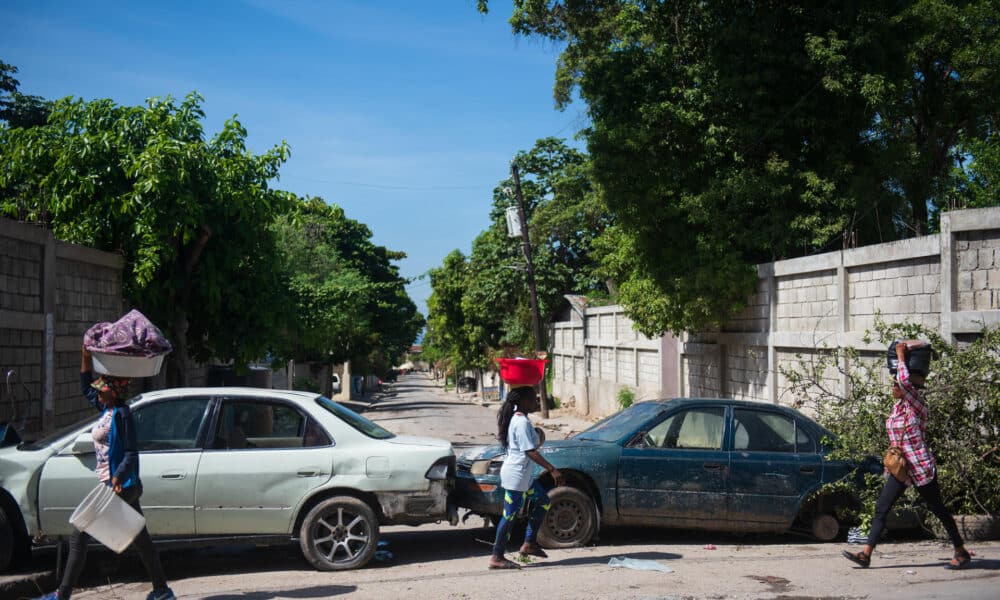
[[454, 398, 869, 547]]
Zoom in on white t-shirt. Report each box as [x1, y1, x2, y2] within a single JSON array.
[[499, 412, 539, 492]]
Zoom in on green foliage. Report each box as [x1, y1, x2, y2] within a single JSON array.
[[0, 92, 292, 382], [486, 1, 1000, 336], [272, 198, 423, 372], [617, 387, 635, 410], [293, 377, 320, 394], [427, 137, 610, 370], [783, 319, 1000, 521], [0, 60, 50, 128], [0, 88, 420, 383]]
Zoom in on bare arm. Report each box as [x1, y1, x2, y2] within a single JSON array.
[[526, 449, 565, 486]]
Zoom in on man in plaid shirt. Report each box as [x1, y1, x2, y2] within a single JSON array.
[[843, 340, 971, 570]]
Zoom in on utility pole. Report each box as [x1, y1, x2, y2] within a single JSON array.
[[511, 164, 549, 418]]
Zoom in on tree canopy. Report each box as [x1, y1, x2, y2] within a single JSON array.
[[424, 138, 608, 371], [273, 197, 423, 375], [0, 60, 50, 128], [480, 1, 1000, 335], [1, 85, 421, 381]]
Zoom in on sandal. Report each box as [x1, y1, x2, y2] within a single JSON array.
[[488, 558, 522, 570], [519, 544, 548, 558], [842, 549, 871, 568], [946, 548, 971, 570]]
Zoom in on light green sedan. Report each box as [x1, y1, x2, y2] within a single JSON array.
[[0, 388, 456, 571]]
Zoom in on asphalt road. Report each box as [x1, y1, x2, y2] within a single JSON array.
[[3, 373, 997, 600]]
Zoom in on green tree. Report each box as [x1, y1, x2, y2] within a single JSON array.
[[480, 1, 1000, 335], [462, 138, 608, 356], [273, 197, 423, 375], [0, 60, 50, 128], [0, 93, 291, 383]]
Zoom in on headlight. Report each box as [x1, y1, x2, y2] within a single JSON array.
[[425, 456, 455, 480], [470, 458, 503, 476]]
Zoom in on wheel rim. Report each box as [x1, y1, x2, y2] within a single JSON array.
[[546, 497, 586, 542], [309, 506, 372, 564]]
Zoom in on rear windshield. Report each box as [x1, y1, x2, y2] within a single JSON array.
[[574, 401, 665, 443], [315, 396, 394, 439]]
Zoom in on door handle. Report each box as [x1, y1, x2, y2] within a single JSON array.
[[297, 469, 322, 477], [799, 466, 816, 474], [703, 463, 724, 470], [160, 471, 187, 480]]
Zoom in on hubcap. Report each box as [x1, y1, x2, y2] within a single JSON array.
[[311, 507, 371, 563], [548, 499, 584, 540]]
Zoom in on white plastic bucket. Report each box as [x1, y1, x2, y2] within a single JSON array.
[[91, 352, 165, 377], [68, 484, 146, 553]]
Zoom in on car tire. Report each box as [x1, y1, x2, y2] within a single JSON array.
[[811, 512, 841, 542], [537, 486, 598, 548], [0, 509, 13, 572], [299, 496, 380, 571]]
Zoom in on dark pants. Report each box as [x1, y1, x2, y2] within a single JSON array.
[[492, 481, 551, 558], [866, 474, 964, 549], [59, 484, 168, 600]]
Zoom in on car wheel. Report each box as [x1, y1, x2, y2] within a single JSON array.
[[811, 512, 841, 542], [299, 496, 379, 571], [537, 486, 598, 548], [0, 509, 12, 572]]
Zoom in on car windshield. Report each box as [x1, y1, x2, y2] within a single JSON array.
[[574, 401, 665, 443], [315, 396, 394, 439]]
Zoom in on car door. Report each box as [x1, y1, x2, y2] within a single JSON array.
[[130, 396, 209, 534], [194, 396, 334, 534], [726, 408, 823, 528], [617, 405, 728, 526], [38, 396, 208, 536]]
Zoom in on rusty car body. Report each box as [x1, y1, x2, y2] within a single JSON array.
[[454, 398, 868, 547]]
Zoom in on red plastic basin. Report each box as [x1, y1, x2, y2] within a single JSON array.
[[496, 358, 548, 386]]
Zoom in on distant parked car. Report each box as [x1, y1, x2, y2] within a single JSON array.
[[0, 387, 455, 572], [330, 373, 341, 394], [454, 398, 872, 548]]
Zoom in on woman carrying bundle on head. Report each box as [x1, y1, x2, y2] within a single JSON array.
[[842, 340, 970, 570], [488, 385, 564, 570]]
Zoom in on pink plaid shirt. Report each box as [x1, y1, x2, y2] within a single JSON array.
[[885, 360, 935, 486]]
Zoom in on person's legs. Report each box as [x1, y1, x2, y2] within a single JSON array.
[[914, 478, 969, 566], [844, 474, 906, 567], [521, 481, 551, 552], [865, 474, 907, 550], [55, 528, 91, 600], [490, 489, 526, 565], [119, 486, 172, 597]]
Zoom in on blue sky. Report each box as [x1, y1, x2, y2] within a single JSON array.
[[2, 0, 585, 317]]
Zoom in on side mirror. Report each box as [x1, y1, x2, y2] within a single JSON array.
[[68, 433, 95, 455]]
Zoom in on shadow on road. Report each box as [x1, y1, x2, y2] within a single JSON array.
[[199, 585, 357, 599]]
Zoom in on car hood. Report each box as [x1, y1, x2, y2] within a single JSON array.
[[460, 438, 602, 461], [386, 434, 453, 451]]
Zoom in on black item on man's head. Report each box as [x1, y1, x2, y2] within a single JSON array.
[[886, 340, 932, 376]]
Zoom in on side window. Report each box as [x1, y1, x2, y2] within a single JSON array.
[[213, 399, 327, 450], [645, 407, 725, 450], [796, 425, 816, 453], [133, 397, 210, 451], [733, 409, 796, 453]]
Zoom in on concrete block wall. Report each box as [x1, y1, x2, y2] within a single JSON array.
[[956, 228, 1000, 311], [550, 305, 677, 417], [678, 207, 1000, 408], [1, 219, 124, 433], [551, 207, 1000, 418]]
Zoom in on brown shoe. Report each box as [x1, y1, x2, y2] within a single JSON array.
[[842, 549, 870, 568]]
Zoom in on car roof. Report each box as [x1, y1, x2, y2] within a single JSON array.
[[640, 397, 816, 420], [135, 387, 321, 403]]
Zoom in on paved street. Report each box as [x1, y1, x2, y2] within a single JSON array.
[[4, 373, 998, 600]]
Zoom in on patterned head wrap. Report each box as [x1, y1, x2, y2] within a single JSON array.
[[90, 376, 131, 398]]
